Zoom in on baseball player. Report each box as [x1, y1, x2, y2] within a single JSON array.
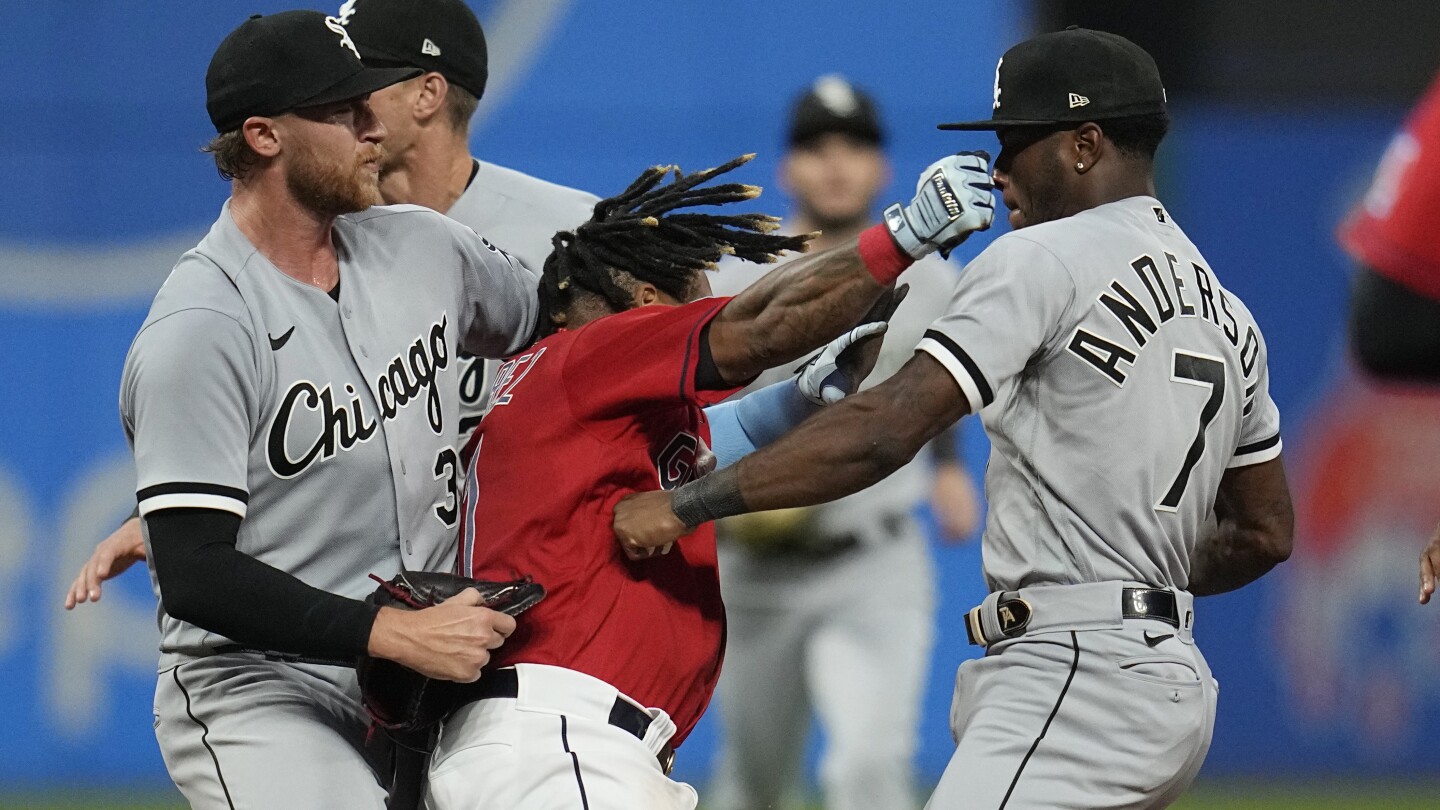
[[1333, 70, 1440, 602], [706, 76, 979, 810], [614, 28, 1296, 809], [65, 0, 597, 611], [127, 12, 537, 808], [429, 151, 995, 809]]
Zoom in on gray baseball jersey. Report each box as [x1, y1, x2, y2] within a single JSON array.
[[449, 160, 599, 436], [122, 201, 537, 662], [916, 195, 1282, 593]]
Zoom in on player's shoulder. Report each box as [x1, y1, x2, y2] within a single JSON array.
[[342, 202, 451, 233], [472, 161, 600, 214], [142, 244, 254, 334]]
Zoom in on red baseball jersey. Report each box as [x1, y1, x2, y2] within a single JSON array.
[[1340, 74, 1440, 302], [457, 297, 739, 745]]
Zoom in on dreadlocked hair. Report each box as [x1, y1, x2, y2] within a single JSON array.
[[537, 154, 813, 336]]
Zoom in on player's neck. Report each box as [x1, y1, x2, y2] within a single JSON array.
[[789, 211, 869, 253], [379, 127, 475, 214], [229, 183, 340, 292], [1077, 168, 1157, 214]]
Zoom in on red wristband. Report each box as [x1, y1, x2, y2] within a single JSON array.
[[858, 223, 913, 285]]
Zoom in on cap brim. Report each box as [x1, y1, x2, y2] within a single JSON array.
[[299, 65, 423, 109], [937, 118, 1064, 131]]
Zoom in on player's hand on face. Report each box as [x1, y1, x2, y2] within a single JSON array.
[[613, 491, 688, 561], [370, 588, 517, 682], [1419, 522, 1440, 605], [65, 517, 148, 610]]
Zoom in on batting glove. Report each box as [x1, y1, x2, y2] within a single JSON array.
[[884, 150, 995, 259], [795, 322, 890, 405]]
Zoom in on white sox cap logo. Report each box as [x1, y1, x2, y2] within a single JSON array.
[[325, 15, 362, 61], [336, 0, 358, 25], [1068, 92, 1090, 109], [991, 57, 1004, 110]]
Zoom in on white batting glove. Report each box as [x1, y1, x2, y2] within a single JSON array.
[[883, 150, 995, 259], [795, 322, 890, 405]]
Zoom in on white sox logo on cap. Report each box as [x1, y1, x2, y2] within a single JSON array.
[[325, 15, 362, 60], [991, 57, 1003, 110], [336, 0, 358, 25]]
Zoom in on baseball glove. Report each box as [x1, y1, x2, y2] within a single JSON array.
[[357, 570, 546, 734]]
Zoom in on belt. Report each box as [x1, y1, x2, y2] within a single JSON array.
[[467, 667, 676, 776], [964, 585, 1189, 648]]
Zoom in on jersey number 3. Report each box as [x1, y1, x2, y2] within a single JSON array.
[[1157, 350, 1226, 512]]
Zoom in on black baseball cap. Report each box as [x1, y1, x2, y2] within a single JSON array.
[[336, 0, 489, 100], [938, 27, 1166, 131], [787, 75, 885, 148], [206, 10, 421, 133]]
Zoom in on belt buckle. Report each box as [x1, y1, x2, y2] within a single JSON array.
[[658, 744, 676, 776], [965, 592, 1032, 647]]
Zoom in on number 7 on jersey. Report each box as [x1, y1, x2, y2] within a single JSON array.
[[1157, 349, 1226, 512]]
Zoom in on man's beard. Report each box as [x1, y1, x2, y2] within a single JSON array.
[[286, 139, 384, 217], [1014, 152, 1070, 229]]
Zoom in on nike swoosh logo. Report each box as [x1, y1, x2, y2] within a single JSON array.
[[1143, 631, 1174, 647], [268, 326, 295, 351]]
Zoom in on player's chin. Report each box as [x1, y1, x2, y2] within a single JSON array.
[[1006, 207, 1026, 230]]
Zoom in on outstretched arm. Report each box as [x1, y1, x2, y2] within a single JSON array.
[[704, 153, 993, 386], [615, 353, 969, 557], [1187, 457, 1294, 596]]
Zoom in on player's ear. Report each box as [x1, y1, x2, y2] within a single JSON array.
[[631, 282, 662, 308], [241, 116, 282, 159], [1073, 122, 1104, 172], [413, 72, 448, 125]]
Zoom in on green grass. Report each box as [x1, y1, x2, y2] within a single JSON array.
[[6, 781, 1437, 809]]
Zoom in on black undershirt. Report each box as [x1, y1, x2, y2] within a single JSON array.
[[147, 508, 378, 660]]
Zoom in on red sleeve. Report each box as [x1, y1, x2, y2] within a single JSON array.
[[1339, 75, 1440, 303], [562, 297, 743, 419]]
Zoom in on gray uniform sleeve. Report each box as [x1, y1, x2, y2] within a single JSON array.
[[122, 308, 258, 517], [916, 236, 1077, 412], [447, 218, 541, 358], [1229, 330, 1283, 467]]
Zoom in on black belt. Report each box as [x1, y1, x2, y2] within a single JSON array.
[[965, 587, 1181, 646], [465, 668, 676, 776], [1122, 587, 1180, 627]]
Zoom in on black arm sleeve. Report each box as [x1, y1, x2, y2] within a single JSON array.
[[1348, 265, 1440, 381], [147, 508, 379, 659]]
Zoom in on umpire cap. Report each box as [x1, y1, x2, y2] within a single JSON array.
[[939, 27, 1166, 131], [787, 75, 885, 148], [206, 10, 421, 133], [336, 0, 489, 100]]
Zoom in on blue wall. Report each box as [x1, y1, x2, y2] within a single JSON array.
[[2, 0, 1431, 793]]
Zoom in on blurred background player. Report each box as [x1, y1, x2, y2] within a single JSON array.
[[1335, 69, 1440, 602], [706, 76, 980, 810], [66, 0, 597, 611]]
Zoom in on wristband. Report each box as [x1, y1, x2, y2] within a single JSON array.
[[858, 223, 913, 285], [670, 466, 749, 529]]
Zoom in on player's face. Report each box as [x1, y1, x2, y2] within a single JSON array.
[[367, 78, 422, 180], [781, 134, 890, 231], [282, 96, 387, 216], [993, 126, 1075, 230]]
